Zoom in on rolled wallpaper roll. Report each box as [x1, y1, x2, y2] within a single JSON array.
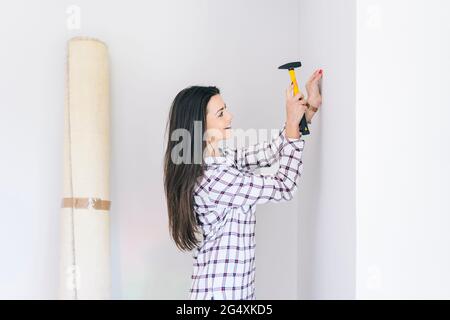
[[59, 37, 111, 299]]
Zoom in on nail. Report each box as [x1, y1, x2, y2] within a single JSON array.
[[319, 69, 323, 74]]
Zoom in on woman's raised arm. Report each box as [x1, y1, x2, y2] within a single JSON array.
[[207, 137, 305, 208]]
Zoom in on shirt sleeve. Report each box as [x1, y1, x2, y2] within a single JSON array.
[[207, 136, 305, 208], [221, 122, 294, 173]]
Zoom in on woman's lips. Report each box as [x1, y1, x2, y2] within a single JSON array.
[[225, 126, 232, 129]]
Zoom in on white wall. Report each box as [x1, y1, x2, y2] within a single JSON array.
[[0, 0, 304, 299], [356, 0, 450, 299], [295, 0, 450, 300], [297, 0, 356, 299]]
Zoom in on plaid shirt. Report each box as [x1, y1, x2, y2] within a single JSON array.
[[189, 122, 305, 300]]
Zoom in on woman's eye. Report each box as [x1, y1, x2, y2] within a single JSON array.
[[218, 112, 223, 117]]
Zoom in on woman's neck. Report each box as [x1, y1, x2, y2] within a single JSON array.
[[205, 140, 222, 157]]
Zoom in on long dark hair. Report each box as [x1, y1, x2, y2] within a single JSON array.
[[164, 86, 220, 251]]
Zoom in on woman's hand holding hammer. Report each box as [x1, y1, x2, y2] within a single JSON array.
[[285, 84, 308, 139]]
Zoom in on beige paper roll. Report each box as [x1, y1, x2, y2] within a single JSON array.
[[59, 37, 111, 299]]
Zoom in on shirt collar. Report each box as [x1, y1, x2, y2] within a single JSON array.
[[204, 155, 227, 165], [203, 148, 234, 166]]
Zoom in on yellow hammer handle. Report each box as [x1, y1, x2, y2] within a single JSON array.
[[288, 69, 302, 96], [287, 68, 310, 135]]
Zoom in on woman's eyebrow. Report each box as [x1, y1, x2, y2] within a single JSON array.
[[215, 104, 227, 115]]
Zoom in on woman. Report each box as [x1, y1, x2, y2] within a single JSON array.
[[164, 69, 323, 300]]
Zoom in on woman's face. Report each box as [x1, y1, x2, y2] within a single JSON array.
[[206, 94, 233, 142]]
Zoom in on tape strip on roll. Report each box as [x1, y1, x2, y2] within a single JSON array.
[[61, 198, 111, 210]]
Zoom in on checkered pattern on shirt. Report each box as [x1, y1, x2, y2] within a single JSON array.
[[189, 122, 305, 300]]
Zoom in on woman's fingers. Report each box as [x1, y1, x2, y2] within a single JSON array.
[[285, 83, 295, 98], [294, 92, 304, 101], [285, 85, 291, 98], [308, 69, 322, 83], [308, 70, 318, 82], [286, 83, 307, 102]]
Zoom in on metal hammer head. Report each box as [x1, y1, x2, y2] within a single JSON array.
[[278, 61, 302, 70]]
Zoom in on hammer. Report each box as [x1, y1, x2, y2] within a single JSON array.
[[278, 61, 310, 135]]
